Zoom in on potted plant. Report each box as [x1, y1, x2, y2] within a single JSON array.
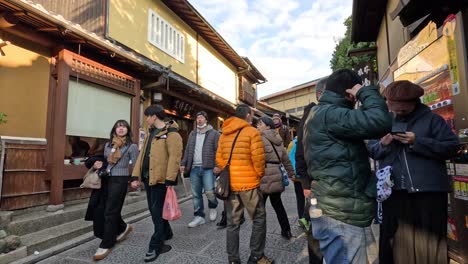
[[0, 112, 6, 124]]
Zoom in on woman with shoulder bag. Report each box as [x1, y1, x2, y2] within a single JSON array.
[[84, 120, 139, 261], [257, 116, 295, 239]]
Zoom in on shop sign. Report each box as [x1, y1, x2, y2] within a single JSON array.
[[239, 78, 256, 106], [448, 217, 458, 241], [447, 217, 458, 241], [173, 98, 195, 117], [443, 17, 460, 96], [397, 21, 438, 67], [456, 164, 468, 176], [453, 176, 468, 201], [138, 129, 146, 151], [354, 62, 374, 86]]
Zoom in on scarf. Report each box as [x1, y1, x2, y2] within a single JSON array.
[[107, 136, 126, 164]]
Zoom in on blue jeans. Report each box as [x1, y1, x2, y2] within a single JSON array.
[[311, 215, 367, 264], [190, 166, 218, 217]]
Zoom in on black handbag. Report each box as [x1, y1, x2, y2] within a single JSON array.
[[215, 128, 243, 200]]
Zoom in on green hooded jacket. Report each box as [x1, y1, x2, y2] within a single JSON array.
[[303, 86, 392, 227]]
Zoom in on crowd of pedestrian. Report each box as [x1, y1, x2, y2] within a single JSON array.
[[82, 68, 459, 264]]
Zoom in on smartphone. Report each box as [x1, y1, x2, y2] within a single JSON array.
[[391, 122, 407, 135]]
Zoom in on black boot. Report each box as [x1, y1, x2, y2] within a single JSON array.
[[281, 230, 292, 240], [216, 211, 227, 229]]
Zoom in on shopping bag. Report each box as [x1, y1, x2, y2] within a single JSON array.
[[162, 186, 182, 221], [80, 168, 101, 189]]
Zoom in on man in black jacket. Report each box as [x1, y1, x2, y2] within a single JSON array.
[[180, 111, 220, 228], [296, 78, 326, 264]]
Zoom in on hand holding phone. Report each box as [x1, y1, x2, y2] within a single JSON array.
[[393, 132, 416, 144], [380, 134, 393, 146], [391, 122, 407, 135]]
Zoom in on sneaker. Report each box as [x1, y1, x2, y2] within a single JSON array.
[[209, 209, 217, 221], [188, 216, 206, 228], [248, 255, 274, 264], [116, 224, 133, 242], [93, 247, 111, 261], [164, 230, 173, 241], [144, 245, 172, 262], [257, 255, 274, 264], [144, 250, 157, 262]]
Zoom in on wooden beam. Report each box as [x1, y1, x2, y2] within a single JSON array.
[[1, 24, 55, 47], [0, 13, 19, 28], [153, 87, 229, 114], [49, 49, 70, 206], [65, 39, 87, 44], [131, 80, 141, 144], [13, 11, 27, 16], [37, 27, 59, 32]]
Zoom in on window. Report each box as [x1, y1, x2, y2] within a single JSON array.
[[66, 78, 132, 139], [148, 9, 185, 63]]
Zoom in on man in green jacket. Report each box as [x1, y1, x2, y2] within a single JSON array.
[[303, 69, 392, 263]]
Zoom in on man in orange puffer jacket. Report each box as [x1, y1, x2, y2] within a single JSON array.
[[216, 104, 273, 264]]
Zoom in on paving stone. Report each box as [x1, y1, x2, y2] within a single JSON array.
[[265, 233, 307, 253], [167, 252, 223, 264], [0, 230, 7, 239], [98, 244, 174, 264], [32, 187, 377, 264], [37, 256, 90, 264]]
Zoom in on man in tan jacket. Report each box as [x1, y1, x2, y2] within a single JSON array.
[[131, 104, 182, 262]]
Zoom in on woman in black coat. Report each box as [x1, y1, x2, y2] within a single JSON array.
[[84, 120, 139, 261], [368, 80, 459, 264]]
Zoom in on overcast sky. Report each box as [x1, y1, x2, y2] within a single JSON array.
[[189, 0, 353, 98]]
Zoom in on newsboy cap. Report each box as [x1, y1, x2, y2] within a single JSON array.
[[384, 80, 424, 110], [272, 113, 281, 120]]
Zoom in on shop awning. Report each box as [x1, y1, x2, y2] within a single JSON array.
[[350, 0, 388, 42], [390, 0, 468, 27]]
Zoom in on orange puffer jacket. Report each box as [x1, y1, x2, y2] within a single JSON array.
[[216, 117, 265, 191]]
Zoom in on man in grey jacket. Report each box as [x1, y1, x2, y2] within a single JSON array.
[[180, 111, 220, 227]]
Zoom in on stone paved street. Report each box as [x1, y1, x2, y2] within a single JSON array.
[[36, 186, 312, 264]]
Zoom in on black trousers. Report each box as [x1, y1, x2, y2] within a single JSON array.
[[143, 179, 172, 252], [263, 192, 291, 232], [92, 176, 129, 249], [380, 190, 448, 264], [293, 181, 306, 219]]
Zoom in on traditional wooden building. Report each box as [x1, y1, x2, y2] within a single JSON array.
[[0, 0, 265, 211], [260, 78, 326, 118]]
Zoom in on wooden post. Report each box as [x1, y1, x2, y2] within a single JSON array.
[[131, 80, 141, 144], [49, 49, 70, 206]]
